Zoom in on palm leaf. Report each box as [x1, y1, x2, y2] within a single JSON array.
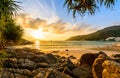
[[64, 0, 117, 17]]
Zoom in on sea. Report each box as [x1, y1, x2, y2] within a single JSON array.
[[14, 41, 120, 50]]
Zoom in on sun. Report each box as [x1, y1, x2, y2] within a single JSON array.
[[31, 27, 44, 40]]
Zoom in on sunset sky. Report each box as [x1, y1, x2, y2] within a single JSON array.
[[15, 0, 120, 41]]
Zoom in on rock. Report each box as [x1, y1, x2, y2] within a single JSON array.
[[18, 58, 25, 63], [113, 58, 120, 63], [60, 56, 66, 59], [72, 64, 92, 78], [21, 59, 35, 67], [30, 54, 55, 64], [15, 69, 32, 76], [30, 54, 57, 64], [112, 54, 120, 58], [34, 72, 45, 78], [98, 51, 108, 58], [65, 49, 69, 51], [47, 68, 71, 78], [0, 68, 30, 78], [51, 50, 60, 53], [68, 55, 76, 59], [1, 73, 28, 78], [34, 51, 44, 55], [92, 54, 107, 78], [55, 55, 60, 58], [35, 63, 50, 68], [102, 60, 120, 78], [33, 68, 72, 78], [57, 65, 74, 77], [56, 58, 75, 77], [79, 53, 98, 66], [46, 53, 57, 63], [66, 58, 75, 70]]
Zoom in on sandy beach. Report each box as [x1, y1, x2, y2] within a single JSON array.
[[42, 48, 120, 60]]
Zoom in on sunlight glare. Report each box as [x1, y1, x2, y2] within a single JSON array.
[[31, 27, 44, 40], [35, 40, 40, 49]]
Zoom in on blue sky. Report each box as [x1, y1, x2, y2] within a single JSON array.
[[54, 0, 120, 27], [17, 0, 120, 27], [15, 0, 120, 40]]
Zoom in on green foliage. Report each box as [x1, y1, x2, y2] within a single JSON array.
[[67, 25, 120, 41], [0, 0, 21, 19], [64, 0, 117, 17], [0, 0, 22, 50], [1, 21, 23, 42]]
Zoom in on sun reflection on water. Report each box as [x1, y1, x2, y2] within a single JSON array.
[[35, 40, 40, 49]]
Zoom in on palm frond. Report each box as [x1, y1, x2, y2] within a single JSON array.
[[64, 0, 117, 17]]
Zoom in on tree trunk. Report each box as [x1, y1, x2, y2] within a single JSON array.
[[0, 41, 8, 50]]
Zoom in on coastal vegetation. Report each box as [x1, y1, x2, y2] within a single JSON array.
[[0, 0, 23, 50], [67, 25, 120, 41]]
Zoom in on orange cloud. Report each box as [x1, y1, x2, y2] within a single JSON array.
[[15, 14, 97, 40]]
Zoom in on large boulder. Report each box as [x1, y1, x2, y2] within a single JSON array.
[[102, 60, 120, 78], [79, 53, 98, 66], [72, 64, 92, 78], [92, 52, 108, 78]]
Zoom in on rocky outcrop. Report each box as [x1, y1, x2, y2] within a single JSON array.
[[30, 54, 57, 64], [102, 60, 120, 78], [0, 48, 76, 78], [2, 48, 120, 78], [72, 64, 92, 78], [92, 52, 108, 78], [33, 68, 72, 78], [79, 53, 98, 66]]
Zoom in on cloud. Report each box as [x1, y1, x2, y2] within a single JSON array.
[[15, 14, 97, 40], [70, 23, 97, 35], [16, 14, 46, 29], [47, 20, 70, 34]]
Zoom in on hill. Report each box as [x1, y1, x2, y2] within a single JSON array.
[[67, 25, 120, 41], [7, 38, 33, 46]]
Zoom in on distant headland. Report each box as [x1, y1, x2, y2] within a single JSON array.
[[67, 25, 120, 41]]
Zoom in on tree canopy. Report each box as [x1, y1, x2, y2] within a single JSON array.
[[64, 0, 117, 17], [0, 0, 21, 20], [0, 0, 23, 49]]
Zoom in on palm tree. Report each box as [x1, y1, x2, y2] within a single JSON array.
[[0, 0, 23, 50], [64, 0, 117, 17], [0, 0, 21, 20], [0, 21, 23, 50]]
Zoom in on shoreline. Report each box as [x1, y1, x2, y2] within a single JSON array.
[[8, 45, 120, 60], [40, 48, 120, 60]]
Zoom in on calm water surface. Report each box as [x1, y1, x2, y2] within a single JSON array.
[[14, 41, 120, 50]]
